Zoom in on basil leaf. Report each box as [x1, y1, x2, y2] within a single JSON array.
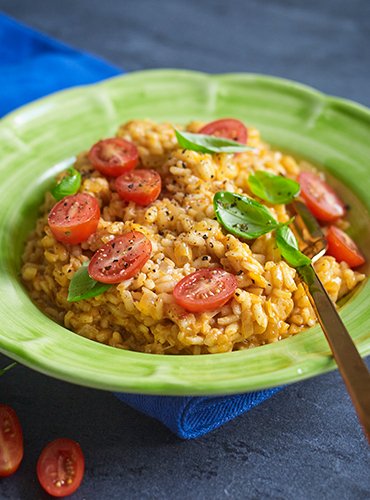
[[297, 263, 316, 287], [51, 167, 81, 201], [175, 130, 253, 154], [214, 191, 280, 239], [249, 171, 300, 204], [275, 225, 311, 267], [68, 263, 111, 302]]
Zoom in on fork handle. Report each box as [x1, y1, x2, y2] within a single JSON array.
[[300, 264, 370, 444]]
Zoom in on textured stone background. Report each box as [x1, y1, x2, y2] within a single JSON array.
[[0, 1, 369, 498]]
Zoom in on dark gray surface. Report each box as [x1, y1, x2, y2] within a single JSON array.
[[0, 1, 369, 499], [2, 0, 370, 107]]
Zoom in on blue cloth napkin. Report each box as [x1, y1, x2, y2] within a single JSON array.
[[116, 389, 282, 439], [1, 12, 282, 439], [0, 13, 121, 115]]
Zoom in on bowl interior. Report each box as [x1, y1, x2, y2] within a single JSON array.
[[0, 70, 369, 395]]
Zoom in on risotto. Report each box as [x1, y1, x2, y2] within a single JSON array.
[[21, 119, 365, 354]]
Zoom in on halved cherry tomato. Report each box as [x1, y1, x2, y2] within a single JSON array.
[[37, 438, 84, 497], [326, 225, 365, 268], [173, 268, 237, 313], [48, 193, 100, 245], [298, 171, 345, 222], [116, 169, 162, 206], [88, 231, 152, 284], [0, 405, 23, 477], [88, 138, 139, 177], [199, 118, 247, 144]]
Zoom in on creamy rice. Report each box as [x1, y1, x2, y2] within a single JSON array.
[[21, 120, 365, 354]]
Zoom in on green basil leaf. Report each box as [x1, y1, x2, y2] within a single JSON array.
[[68, 263, 112, 302], [275, 225, 311, 267], [248, 171, 300, 204], [214, 191, 280, 239], [175, 130, 253, 154], [51, 167, 81, 201], [297, 263, 316, 286]]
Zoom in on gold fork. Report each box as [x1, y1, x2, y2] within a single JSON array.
[[291, 200, 370, 444]]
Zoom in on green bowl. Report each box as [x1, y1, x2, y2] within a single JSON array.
[[0, 70, 369, 395]]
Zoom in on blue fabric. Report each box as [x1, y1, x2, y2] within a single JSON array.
[[1, 12, 283, 439], [116, 388, 282, 439], [0, 13, 121, 116]]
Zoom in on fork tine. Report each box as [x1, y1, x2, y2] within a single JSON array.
[[290, 200, 327, 262]]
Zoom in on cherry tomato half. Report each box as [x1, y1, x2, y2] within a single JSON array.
[[88, 138, 139, 177], [173, 268, 237, 313], [116, 169, 162, 206], [88, 231, 152, 284], [37, 438, 84, 498], [0, 405, 23, 477], [199, 118, 248, 144], [326, 225, 365, 268], [48, 193, 100, 245], [298, 171, 345, 222]]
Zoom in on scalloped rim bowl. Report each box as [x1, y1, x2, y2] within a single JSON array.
[[0, 70, 369, 395]]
